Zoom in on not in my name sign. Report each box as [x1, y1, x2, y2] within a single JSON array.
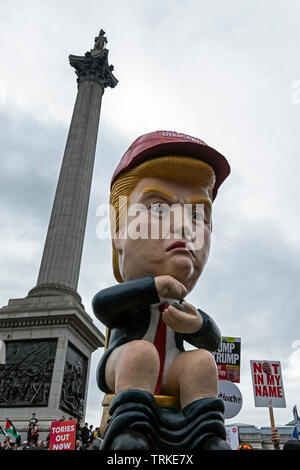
[[250, 360, 286, 408]]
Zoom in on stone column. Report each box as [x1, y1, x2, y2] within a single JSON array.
[[28, 34, 118, 301], [0, 31, 111, 429]]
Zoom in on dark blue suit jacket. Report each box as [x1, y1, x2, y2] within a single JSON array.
[[92, 276, 221, 393]]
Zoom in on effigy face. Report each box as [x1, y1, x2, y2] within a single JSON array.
[[113, 175, 213, 294]]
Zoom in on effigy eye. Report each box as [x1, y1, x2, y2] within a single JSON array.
[[151, 203, 169, 216], [192, 210, 204, 221]]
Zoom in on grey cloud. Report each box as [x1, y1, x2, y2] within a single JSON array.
[[190, 212, 300, 353], [0, 108, 67, 219]]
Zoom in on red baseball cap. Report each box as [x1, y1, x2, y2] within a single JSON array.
[[111, 130, 230, 200]]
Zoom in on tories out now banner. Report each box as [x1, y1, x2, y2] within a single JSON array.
[[250, 360, 286, 408], [212, 336, 241, 383], [49, 420, 76, 450]]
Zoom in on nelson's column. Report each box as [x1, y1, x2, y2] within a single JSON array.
[[0, 30, 117, 431]]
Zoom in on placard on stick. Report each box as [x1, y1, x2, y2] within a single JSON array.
[[250, 360, 286, 409], [212, 336, 241, 383], [49, 420, 76, 450]]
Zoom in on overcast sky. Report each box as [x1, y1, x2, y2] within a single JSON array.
[[1, 0, 300, 431]]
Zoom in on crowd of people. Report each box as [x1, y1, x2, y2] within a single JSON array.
[[0, 413, 299, 450], [0, 413, 102, 451]]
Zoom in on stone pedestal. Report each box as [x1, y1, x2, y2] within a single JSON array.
[[0, 294, 104, 431]]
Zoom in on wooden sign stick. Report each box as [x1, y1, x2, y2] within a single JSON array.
[[269, 406, 275, 429]]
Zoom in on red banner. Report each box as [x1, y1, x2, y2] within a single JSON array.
[[49, 420, 76, 450]]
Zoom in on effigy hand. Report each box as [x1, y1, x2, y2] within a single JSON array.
[[161, 300, 203, 334], [154, 275, 187, 299]]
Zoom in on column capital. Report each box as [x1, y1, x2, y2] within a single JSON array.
[[69, 29, 118, 89]]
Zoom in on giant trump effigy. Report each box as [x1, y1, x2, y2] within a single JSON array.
[[93, 130, 232, 450]]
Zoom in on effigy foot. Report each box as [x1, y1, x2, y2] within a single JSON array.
[[100, 389, 231, 450], [109, 430, 151, 450]]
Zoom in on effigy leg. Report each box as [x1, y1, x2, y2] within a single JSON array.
[[100, 389, 154, 450]]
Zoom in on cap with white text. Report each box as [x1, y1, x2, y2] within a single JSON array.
[[111, 130, 230, 200]]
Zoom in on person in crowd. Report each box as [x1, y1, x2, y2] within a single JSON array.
[[237, 443, 253, 450], [76, 418, 82, 440], [29, 413, 38, 425], [28, 428, 38, 446], [89, 424, 94, 443], [75, 439, 82, 450], [41, 440, 48, 449], [283, 439, 300, 450], [2, 439, 11, 450], [26, 420, 33, 440], [81, 422, 90, 447], [271, 428, 281, 450], [26, 418, 39, 441], [45, 436, 50, 449], [16, 433, 21, 447], [93, 427, 101, 440], [30, 439, 48, 450], [22, 440, 28, 449], [88, 433, 102, 450]]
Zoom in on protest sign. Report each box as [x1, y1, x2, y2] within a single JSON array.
[[218, 380, 243, 419], [225, 425, 239, 450], [49, 420, 76, 450], [292, 423, 300, 440], [250, 360, 286, 408], [212, 336, 241, 383], [292, 405, 300, 440]]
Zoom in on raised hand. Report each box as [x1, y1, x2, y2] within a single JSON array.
[[154, 275, 187, 299]]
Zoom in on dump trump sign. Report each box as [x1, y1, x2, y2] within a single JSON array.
[[212, 336, 241, 383], [250, 360, 286, 408], [49, 420, 76, 450]]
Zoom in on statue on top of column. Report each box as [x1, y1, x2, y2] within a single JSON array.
[[92, 29, 108, 53]]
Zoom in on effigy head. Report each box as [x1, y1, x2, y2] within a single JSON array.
[[109, 131, 230, 292]]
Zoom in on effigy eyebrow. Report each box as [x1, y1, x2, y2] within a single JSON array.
[[189, 196, 212, 208], [141, 186, 174, 201]]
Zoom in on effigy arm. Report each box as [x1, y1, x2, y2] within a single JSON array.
[[92, 276, 160, 328]]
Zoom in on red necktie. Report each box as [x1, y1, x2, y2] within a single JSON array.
[[154, 302, 168, 395]]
